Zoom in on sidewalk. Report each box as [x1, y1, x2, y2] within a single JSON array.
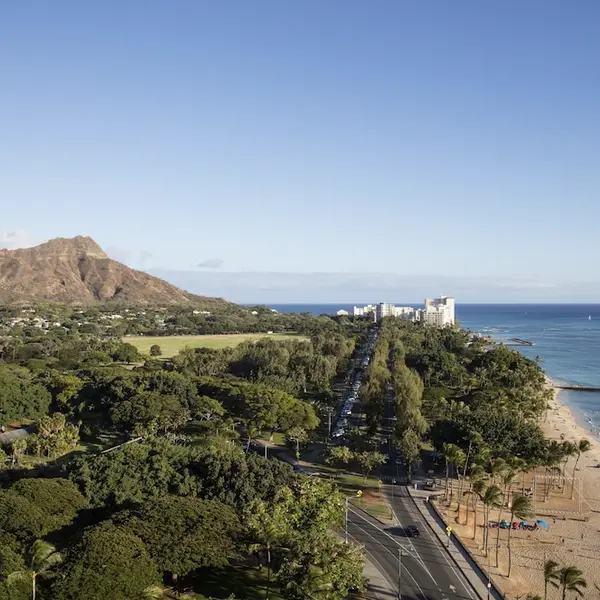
[[407, 486, 502, 600], [364, 560, 397, 599]]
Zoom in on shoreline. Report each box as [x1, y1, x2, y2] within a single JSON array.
[[545, 376, 600, 446], [457, 375, 600, 598]]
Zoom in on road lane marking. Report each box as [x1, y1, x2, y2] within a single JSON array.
[[386, 487, 475, 599], [348, 506, 439, 593], [378, 502, 439, 586], [400, 491, 475, 599], [347, 535, 398, 596], [348, 506, 417, 558], [348, 521, 428, 600], [396, 491, 474, 599]]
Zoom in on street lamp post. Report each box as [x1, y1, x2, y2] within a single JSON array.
[[345, 497, 349, 543], [398, 548, 403, 600], [486, 547, 491, 600], [325, 407, 333, 442]]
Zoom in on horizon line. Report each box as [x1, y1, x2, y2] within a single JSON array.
[[241, 301, 600, 306]]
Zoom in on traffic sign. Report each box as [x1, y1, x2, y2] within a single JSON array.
[[446, 526, 452, 534], [356, 490, 363, 497]]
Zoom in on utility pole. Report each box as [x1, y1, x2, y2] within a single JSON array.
[[327, 407, 333, 440], [264, 443, 268, 459], [345, 497, 349, 543], [486, 547, 491, 600], [397, 548, 402, 600]]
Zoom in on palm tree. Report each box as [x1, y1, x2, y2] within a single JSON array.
[[571, 439, 591, 498], [482, 485, 503, 557], [508, 456, 528, 493], [282, 564, 335, 600], [8, 540, 62, 600], [443, 443, 465, 504], [463, 464, 485, 526], [143, 585, 195, 599], [247, 500, 289, 600], [286, 426, 308, 462], [457, 432, 483, 518], [560, 441, 577, 491], [10, 438, 27, 467], [245, 422, 260, 452], [495, 469, 518, 567], [507, 495, 534, 577], [545, 441, 564, 501], [471, 478, 486, 541], [488, 457, 507, 485], [544, 559, 561, 600], [557, 565, 587, 600]]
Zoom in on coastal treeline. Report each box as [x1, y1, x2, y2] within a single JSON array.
[[374, 318, 593, 586], [371, 317, 553, 466]]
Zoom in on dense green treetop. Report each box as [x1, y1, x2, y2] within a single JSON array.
[[69, 440, 198, 506], [53, 522, 161, 600], [7, 479, 88, 534], [0, 365, 52, 426], [380, 317, 552, 467], [117, 496, 240, 578]]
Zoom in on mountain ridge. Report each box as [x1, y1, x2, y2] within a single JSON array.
[[0, 236, 220, 305]]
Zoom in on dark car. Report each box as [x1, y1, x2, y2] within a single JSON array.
[[405, 525, 420, 538]]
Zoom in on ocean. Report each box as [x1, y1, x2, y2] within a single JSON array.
[[269, 303, 600, 431]]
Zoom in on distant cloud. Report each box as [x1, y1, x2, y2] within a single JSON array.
[[139, 250, 153, 265], [0, 230, 38, 250], [106, 246, 134, 264], [196, 258, 224, 269], [106, 246, 154, 268], [150, 270, 596, 304]]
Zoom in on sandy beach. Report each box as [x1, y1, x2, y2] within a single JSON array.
[[437, 382, 600, 599]]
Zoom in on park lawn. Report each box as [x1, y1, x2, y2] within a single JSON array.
[[314, 465, 394, 523], [265, 432, 287, 447], [337, 473, 393, 521], [189, 565, 284, 600], [124, 333, 307, 357]]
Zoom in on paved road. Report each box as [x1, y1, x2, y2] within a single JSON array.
[[354, 390, 477, 600], [0, 426, 31, 446], [347, 490, 476, 600]]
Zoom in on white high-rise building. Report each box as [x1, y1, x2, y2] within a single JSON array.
[[418, 295, 455, 327], [392, 306, 415, 318], [349, 303, 416, 322], [353, 304, 376, 317], [375, 302, 395, 321]]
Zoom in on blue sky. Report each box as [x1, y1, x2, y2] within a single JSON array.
[[2, 1, 600, 302]]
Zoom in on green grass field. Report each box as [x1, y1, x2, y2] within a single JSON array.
[[125, 333, 307, 357], [314, 465, 394, 523], [189, 565, 284, 600]]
